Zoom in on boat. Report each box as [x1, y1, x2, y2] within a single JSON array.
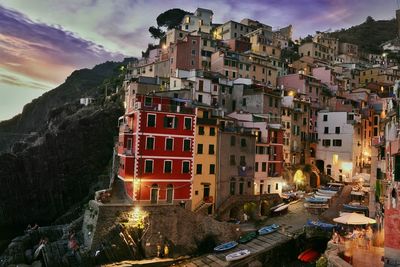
[[273, 203, 289, 212], [317, 189, 337, 195], [313, 194, 332, 199], [225, 249, 251, 262], [238, 231, 257, 244], [258, 224, 279, 235], [298, 248, 320, 263], [214, 241, 238, 252], [305, 197, 328, 203], [306, 219, 336, 230], [343, 204, 369, 212], [270, 202, 285, 211]]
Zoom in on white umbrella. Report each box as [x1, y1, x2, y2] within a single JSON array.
[[333, 212, 376, 225]]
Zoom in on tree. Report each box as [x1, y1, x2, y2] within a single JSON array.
[[148, 8, 191, 39], [148, 26, 165, 39], [156, 8, 191, 29], [365, 16, 375, 24]]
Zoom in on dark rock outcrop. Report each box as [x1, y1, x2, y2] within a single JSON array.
[[0, 101, 123, 236]]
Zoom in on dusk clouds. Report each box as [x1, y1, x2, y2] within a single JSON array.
[[0, 0, 396, 121]]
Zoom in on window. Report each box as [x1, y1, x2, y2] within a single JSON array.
[[209, 164, 215, 174], [255, 162, 259, 172], [275, 183, 279, 190], [197, 144, 203, 154], [243, 98, 247, 106], [262, 162, 267, 172], [146, 137, 154, 150], [184, 117, 192, 130], [164, 160, 172, 173], [324, 127, 329, 134], [147, 114, 156, 127], [322, 139, 331, 146], [209, 127, 215, 136], [183, 139, 191, 151], [269, 97, 273, 107], [164, 116, 177, 128], [203, 111, 209, 118], [198, 126, 205, 135], [165, 138, 174, 150], [240, 156, 246, 165], [144, 97, 152, 106], [335, 127, 340, 134], [198, 80, 204, 91], [182, 161, 190, 173], [323, 114, 328, 121], [198, 94, 203, 102], [230, 155, 236, 165], [196, 164, 202, 174], [241, 138, 247, 147], [303, 118, 307, 126], [230, 136, 236, 146], [333, 139, 342, 146], [145, 160, 153, 173], [209, 144, 215, 154]]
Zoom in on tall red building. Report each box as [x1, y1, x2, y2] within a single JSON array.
[[118, 93, 196, 205]]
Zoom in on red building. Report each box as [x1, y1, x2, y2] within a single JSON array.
[[169, 35, 201, 75], [267, 126, 284, 177], [118, 94, 196, 205]]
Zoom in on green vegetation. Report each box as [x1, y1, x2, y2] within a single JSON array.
[[329, 16, 397, 54], [148, 8, 191, 39]]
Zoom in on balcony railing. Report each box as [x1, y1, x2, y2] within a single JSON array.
[[238, 165, 254, 177], [197, 117, 218, 125], [119, 124, 133, 133], [203, 196, 214, 203], [135, 102, 194, 114]]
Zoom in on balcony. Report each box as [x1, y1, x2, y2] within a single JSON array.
[[136, 102, 194, 114], [237, 165, 254, 177], [197, 117, 218, 126], [119, 124, 133, 133], [372, 136, 385, 147], [203, 196, 214, 203]]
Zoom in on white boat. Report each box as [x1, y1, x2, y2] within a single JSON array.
[[274, 203, 289, 212], [317, 189, 337, 195], [270, 203, 285, 211], [315, 192, 333, 198], [225, 249, 251, 262], [313, 194, 332, 199]]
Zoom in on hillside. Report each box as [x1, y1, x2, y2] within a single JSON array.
[[329, 17, 397, 54], [0, 58, 133, 153]]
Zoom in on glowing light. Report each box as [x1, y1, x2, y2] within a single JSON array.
[[288, 91, 295, 96], [293, 169, 305, 185], [341, 162, 353, 172], [162, 44, 168, 50], [332, 154, 339, 165]]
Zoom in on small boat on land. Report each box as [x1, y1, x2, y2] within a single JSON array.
[[305, 197, 328, 203], [298, 248, 320, 263], [274, 203, 289, 212], [306, 219, 336, 230], [318, 189, 337, 195], [225, 249, 251, 261], [313, 194, 332, 199], [258, 224, 279, 235], [238, 231, 257, 244], [343, 204, 369, 212], [214, 241, 238, 252], [270, 202, 285, 211]]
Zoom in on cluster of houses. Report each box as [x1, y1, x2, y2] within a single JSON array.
[[115, 7, 400, 264]]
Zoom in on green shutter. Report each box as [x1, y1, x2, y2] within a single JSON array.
[[174, 117, 178, 128]]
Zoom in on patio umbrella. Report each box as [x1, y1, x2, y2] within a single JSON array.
[[333, 212, 376, 225]]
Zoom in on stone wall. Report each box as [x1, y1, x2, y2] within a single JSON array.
[[324, 241, 352, 267], [83, 201, 241, 258]]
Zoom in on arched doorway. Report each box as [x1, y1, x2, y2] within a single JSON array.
[[166, 184, 173, 204], [229, 206, 241, 220], [151, 184, 159, 204], [316, 160, 324, 173]]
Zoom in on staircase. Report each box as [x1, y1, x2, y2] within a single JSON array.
[[193, 196, 214, 213]]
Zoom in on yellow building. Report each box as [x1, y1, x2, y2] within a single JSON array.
[[191, 108, 218, 214]]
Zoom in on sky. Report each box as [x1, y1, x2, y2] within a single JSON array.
[[0, 0, 396, 122]]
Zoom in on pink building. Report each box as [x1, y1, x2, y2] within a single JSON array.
[[312, 66, 339, 93], [169, 35, 202, 75], [278, 74, 322, 102]]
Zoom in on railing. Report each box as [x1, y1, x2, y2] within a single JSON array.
[[197, 118, 217, 125], [119, 124, 133, 133], [204, 196, 214, 203], [238, 165, 254, 176], [136, 102, 194, 114]]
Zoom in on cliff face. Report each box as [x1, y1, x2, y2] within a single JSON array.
[[0, 59, 133, 153], [0, 101, 123, 229]]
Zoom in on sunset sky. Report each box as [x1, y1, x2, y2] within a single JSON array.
[[0, 0, 396, 121]]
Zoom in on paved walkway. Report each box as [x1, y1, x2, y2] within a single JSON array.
[[178, 200, 316, 267]]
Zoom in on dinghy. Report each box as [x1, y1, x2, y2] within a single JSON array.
[[225, 249, 251, 262], [258, 224, 279, 235], [274, 203, 289, 212], [270, 202, 285, 211], [214, 241, 238, 252], [298, 248, 320, 263], [238, 231, 257, 244], [305, 197, 328, 203]]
